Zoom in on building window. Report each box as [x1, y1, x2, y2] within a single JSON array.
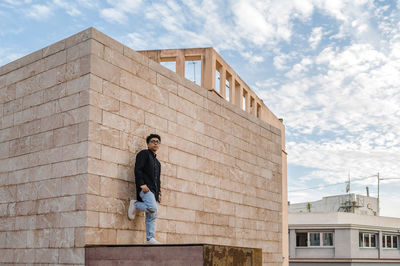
[[256, 103, 261, 118], [309, 233, 320, 246], [323, 232, 334, 246], [296, 232, 333, 247], [185, 60, 201, 86], [160, 61, 176, 72], [383, 235, 398, 249], [296, 233, 307, 247], [215, 69, 221, 93], [359, 232, 377, 248], [225, 79, 230, 101]]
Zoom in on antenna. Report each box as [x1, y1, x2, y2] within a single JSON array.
[[192, 61, 196, 83], [345, 172, 350, 193]]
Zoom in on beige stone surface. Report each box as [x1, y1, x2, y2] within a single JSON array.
[[0, 27, 284, 265]]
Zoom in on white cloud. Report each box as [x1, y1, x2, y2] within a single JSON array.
[[100, 8, 127, 24], [241, 51, 264, 64], [53, 0, 81, 16], [26, 4, 52, 20], [125, 32, 150, 50], [309, 27, 323, 49], [100, 0, 142, 24]]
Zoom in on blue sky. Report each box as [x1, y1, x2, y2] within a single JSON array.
[[1, 0, 400, 217]]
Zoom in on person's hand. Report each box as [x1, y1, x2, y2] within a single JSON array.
[[140, 185, 150, 193]]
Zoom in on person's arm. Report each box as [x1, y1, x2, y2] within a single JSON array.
[[158, 161, 162, 201], [134, 151, 149, 192]]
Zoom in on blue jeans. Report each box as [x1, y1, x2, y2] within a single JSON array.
[[135, 191, 158, 240]]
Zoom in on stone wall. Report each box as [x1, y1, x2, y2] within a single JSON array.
[[0, 30, 93, 264], [0, 28, 283, 265]]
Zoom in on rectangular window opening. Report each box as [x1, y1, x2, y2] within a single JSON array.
[[383, 235, 399, 249], [242, 90, 247, 111], [360, 232, 377, 248], [215, 62, 222, 94], [160, 61, 176, 72], [225, 79, 230, 101], [296, 233, 307, 247], [235, 81, 240, 106], [185, 60, 201, 86], [250, 96, 255, 114], [296, 232, 334, 247], [256, 103, 261, 118]]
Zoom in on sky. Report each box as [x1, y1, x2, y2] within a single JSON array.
[[1, 0, 400, 217]]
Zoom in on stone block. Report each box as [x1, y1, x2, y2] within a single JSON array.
[[67, 40, 91, 62], [169, 92, 198, 119], [90, 90, 120, 112], [65, 55, 90, 80], [91, 56, 121, 85], [99, 212, 117, 228], [123, 46, 149, 66], [103, 111, 130, 132], [44, 50, 66, 70], [22, 90, 43, 109], [59, 247, 85, 264], [101, 145, 129, 165], [3, 98, 21, 116], [104, 46, 134, 73], [62, 141, 88, 161], [168, 148, 197, 169], [66, 29, 92, 51], [49, 228, 75, 248], [66, 73, 90, 95], [86, 228, 117, 245], [15, 248, 36, 263], [175, 192, 204, 211], [35, 248, 59, 263], [42, 39, 65, 57], [156, 73, 178, 94], [15, 216, 36, 232], [58, 92, 80, 112], [13, 107, 36, 126], [30, 131, 54, 152], [61, 175, 87, 196], [63, 105, 90, 126], [36, 178, 62, 199], [165, 206, 196, 222], [144, 112, 168, 132], [6, 231, 28, 248], [59, 211, 86, 227], [54, 124, 78, 147], [88, 158, 118, 178], [119, 102, 144, 124], [40, 112, 63, 131], [39, 64, 66, 91]]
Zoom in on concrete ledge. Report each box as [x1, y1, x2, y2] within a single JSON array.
[[85, 244, 262, 265]]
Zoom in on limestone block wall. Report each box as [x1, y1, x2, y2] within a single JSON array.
[[0, 28, 283, 265], [86, 28, 283, 265], [0, 30, 94, 264]]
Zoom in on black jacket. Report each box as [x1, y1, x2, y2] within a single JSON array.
[[134, 149, 161, 202]]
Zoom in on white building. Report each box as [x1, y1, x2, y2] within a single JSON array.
[[289, 193, 378, 216], [289, 195, 400, 265]]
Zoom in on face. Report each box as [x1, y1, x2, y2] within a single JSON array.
[[147, 137, 161, 153]]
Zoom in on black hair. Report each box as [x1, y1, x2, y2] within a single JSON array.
[[146, 134, 161, 144]]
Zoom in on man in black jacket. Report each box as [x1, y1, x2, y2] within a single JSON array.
[[128, 134, 162, 244]]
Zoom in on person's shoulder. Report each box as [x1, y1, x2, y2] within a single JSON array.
[[136, 149, 149, 157]]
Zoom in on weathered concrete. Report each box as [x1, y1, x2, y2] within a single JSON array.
[[85, 244, 262, 266]]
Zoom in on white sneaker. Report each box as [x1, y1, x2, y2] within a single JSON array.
[[146, 238, 161, 245], [128, 200, 137, 220]]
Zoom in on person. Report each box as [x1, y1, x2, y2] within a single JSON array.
[[128, 134, 162, 244]]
